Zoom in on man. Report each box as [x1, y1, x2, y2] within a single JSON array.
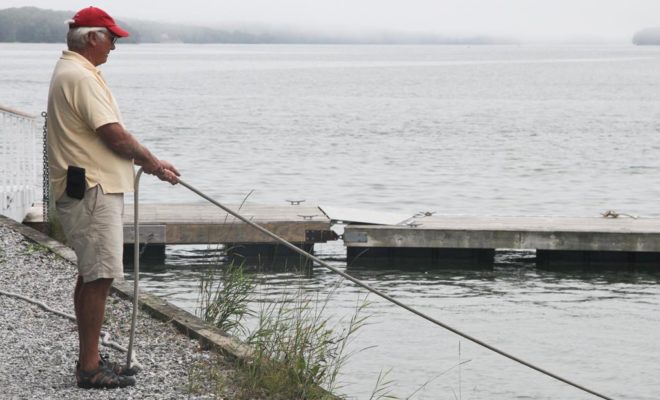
[[47, 7, 179, 389]]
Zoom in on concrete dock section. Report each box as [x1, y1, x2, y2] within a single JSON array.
[[121, 203, 338, 264], [121, 202, 335, 245], [343, 215, 660, 269]]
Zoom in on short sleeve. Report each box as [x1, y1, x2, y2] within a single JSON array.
[[72, 76, 120, 131]]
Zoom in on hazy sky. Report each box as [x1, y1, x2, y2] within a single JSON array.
[[3, 0, 660, 41]]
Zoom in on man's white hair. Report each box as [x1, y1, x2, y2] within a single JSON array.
[[66, 22, 109, 51]]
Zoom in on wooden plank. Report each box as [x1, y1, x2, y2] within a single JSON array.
[[162, 221, 330, 244], [27, 203, 329, 224], [26, 203, 334, 245], [122, 203, 332, 244], [122, 203, 329, 224]]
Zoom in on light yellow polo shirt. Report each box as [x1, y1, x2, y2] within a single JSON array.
[[47, 50, 134, 201]]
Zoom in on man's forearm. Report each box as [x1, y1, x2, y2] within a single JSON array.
[[97, 123, 161, 173], [127, 141, 161, 171]]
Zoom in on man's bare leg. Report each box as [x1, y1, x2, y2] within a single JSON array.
[[75, 277, 113, 372], [74, 276, 82, 357]]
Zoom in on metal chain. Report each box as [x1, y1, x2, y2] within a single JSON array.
[[41, 112, 49, 230]]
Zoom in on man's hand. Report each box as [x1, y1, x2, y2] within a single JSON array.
[[153, 159, 180, 185]]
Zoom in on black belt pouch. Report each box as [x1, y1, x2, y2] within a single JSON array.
[[66, 166, 86, 200]]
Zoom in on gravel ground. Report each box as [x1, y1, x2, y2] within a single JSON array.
[[0, 225, 240, 399]]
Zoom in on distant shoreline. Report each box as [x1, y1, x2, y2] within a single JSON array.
[[632, 27, 660, 45], [0, 6, 516, 45]]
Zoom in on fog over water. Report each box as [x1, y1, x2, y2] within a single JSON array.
[[3, 0, 660, 42]]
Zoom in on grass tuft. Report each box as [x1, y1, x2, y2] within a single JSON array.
[[198, 263, 371, 399], [198, 262, 254, 335]]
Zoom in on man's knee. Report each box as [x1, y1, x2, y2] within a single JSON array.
[[80, 277, 114, 295], [88, 277, 113, 286]]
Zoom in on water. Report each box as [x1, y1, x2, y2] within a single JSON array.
[[3, 43, 660, 399]]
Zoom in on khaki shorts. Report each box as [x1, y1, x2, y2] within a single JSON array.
[[56, 185, 125, 283]]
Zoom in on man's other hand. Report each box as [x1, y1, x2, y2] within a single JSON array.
[[155, 159, 180, 185]]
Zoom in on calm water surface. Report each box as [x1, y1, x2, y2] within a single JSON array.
[[2, 43, 660, 399], [130, 245, 660, 400]]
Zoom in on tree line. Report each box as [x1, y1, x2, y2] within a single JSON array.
[[0, 7, 521, 45], [0, 7, 267, 44], [0, 7, 72, 43], [633, 28, 660, 45]]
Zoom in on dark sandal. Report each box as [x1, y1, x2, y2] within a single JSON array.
[[100, 353, 140, 376], [76, 361, 136, 389]]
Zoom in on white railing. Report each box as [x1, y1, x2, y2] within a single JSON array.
[[0, 105, 40, 222]]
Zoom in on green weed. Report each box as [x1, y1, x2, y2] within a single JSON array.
[[197, 262, 372, 399], [237, 280, 370, 399], [21, 242, 45, 255], [368, 369, 397, 400], [198, 263, 255, 335]]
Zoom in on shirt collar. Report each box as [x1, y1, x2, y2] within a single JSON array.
[[61, 50, 100, 74]]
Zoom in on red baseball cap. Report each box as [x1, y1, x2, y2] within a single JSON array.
[[70, 7, 130, 38]]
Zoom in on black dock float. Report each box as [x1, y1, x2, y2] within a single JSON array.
[[536, 249, 660, 271], [347, 247, 494, 269]]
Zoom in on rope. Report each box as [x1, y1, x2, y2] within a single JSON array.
[[601, 210, 638, 219], [0, 289, 142, 369], [175, 178, 615, 400]]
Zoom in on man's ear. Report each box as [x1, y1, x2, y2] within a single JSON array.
[[87, 31, 100, 46]]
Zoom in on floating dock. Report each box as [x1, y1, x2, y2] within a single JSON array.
[[24, 202, 337, 264], [343, 215, 660, 269], [23, 204, 660, 269]]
